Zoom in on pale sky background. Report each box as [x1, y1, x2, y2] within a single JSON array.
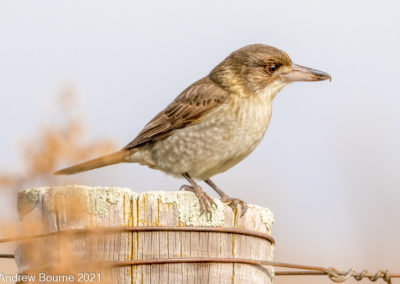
[[1, 1, 400, 283]]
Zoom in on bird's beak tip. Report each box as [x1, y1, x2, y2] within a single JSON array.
[[286, 64, 331, 83], [318, 73, 332, 82], [318, 72, 332, 82]]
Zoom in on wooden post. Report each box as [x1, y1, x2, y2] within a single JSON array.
[[16, 185, 274, 283]]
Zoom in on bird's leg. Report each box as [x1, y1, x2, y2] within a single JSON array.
[[181, 173, 216, 217], [204, 179, 247, 216]]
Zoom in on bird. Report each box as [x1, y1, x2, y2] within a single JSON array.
[[55, 44, 331, 217]]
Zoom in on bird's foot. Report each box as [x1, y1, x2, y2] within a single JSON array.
[[180, 185, 216, 217], [220, 194, 248, 217]]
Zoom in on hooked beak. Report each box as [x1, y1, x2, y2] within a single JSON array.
[[284, 64, 331, 82]]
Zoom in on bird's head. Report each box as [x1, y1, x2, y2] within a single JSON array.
[[209, 44, 331, 97]]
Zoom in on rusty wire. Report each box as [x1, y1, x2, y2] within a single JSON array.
[[0, 226, 274, 244], [1, 226, 399, 283], [17, 257, 399, 283], [96, 258, 399, 283]]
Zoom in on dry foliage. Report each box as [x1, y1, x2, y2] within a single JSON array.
[[0, 89, 118, 283], [0, 88, 117, 190], [16, 198, 115, 284]]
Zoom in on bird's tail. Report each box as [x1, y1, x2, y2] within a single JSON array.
[[54, 150, 128, 175]]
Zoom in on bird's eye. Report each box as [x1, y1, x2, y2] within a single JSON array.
[[266, 64, 279, 74]]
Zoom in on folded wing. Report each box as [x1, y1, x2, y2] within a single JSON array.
[[124, 77, 229, 149]]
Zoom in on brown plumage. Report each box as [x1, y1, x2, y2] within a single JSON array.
[[55, 150, 127, 175], [124, 77, 229, 149], [55, 44, 331, 216]]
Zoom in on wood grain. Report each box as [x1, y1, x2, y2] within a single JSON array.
[[16, 186, 274, 283]]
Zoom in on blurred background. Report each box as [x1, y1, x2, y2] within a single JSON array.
[[0, 0, 399, 283]]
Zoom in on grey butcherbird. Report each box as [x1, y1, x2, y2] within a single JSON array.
[[55, 44, 331, 216]]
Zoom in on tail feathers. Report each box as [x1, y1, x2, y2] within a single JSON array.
[[54, 150, 128, 175]]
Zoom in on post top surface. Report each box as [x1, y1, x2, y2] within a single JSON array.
[[18, 185, 274, 231]]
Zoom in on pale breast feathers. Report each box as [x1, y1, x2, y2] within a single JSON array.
[[124, 77, 230, 149]]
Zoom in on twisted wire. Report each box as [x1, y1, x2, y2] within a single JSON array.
[[0, 225, 398, 283]]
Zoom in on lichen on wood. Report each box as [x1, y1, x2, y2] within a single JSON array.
[[16, 185, 274, 283]]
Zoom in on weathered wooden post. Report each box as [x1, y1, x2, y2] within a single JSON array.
[[16, 185, 274, 283]]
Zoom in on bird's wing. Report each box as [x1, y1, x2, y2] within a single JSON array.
[[124, 77, 229, 149]]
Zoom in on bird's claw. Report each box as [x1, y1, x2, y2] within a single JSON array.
[[220, 195, 247, 217], [180, 185, 216, 219]]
